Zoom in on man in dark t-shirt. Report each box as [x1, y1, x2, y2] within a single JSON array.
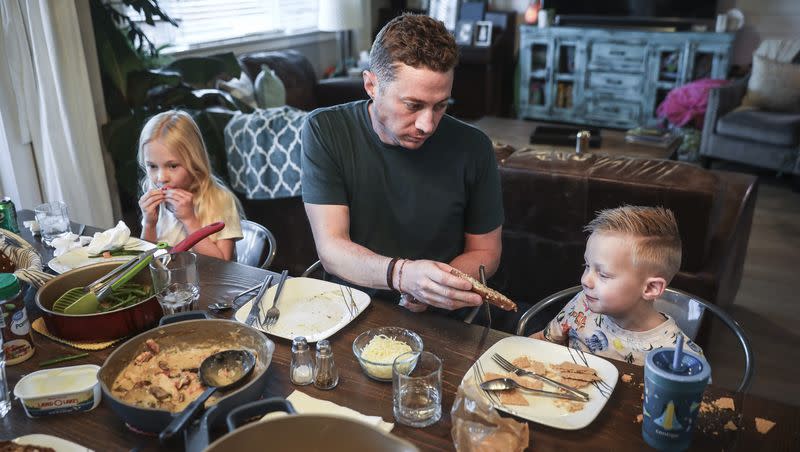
[[301, 14, 504, 313]]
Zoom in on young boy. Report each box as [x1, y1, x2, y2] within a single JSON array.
[[531, 205, 703, 365]]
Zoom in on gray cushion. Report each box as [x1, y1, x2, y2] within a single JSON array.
[[717, 108, 800, 147]]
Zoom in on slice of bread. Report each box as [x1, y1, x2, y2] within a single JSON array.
[[450, 268, 517, 312]]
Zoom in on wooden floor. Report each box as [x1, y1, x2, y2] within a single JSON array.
[[702, 164, 800, 406]]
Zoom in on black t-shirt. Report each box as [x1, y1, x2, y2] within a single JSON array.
[[301, 100, 504, 265]]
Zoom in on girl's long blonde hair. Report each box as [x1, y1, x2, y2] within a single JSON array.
[[137, 110, 243, 228]]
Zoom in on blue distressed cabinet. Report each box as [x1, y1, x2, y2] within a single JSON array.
[[518, 26, 734, 128]]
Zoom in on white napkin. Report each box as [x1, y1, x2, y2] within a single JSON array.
[[260, 390, 394, 433], [86, 221, 131, 255], [51, 233, 84, 257], [22, 220, 40, 235]]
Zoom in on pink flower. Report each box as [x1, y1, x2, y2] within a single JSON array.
[[656, 79, 731, 128]]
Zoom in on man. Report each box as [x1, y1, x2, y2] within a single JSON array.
[[301, 14, 503, 313]]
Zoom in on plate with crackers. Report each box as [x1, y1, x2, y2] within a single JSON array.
[[463, 335, 619, 430]]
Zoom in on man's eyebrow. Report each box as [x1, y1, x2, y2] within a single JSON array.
[[401, 96, 450, 105]]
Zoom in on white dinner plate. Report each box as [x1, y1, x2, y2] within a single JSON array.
[[234, 277, 371, 343], [47, 238, 157, 274], [462, 336, 619, 430], [14, 433, 93, 451]]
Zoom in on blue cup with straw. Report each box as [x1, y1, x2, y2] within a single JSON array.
[[642, 336, 711, 451]]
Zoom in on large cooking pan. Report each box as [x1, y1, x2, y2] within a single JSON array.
[[199, 398, 418, 452], [97, 313, 275, 434], [36, 261, 163, 341]]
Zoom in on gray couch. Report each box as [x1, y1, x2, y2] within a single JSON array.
[[700, 77, 800, 185]]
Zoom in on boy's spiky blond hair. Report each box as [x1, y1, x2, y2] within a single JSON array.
[[585, 205, 682, 281]]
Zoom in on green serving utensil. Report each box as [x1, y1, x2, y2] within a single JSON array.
[[53, 243, 168, 314]]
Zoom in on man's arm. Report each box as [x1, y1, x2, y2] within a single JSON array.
[[305, 203, 483, 310], [449, 225, 502, 279]]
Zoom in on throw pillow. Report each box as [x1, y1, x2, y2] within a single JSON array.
[[741, 55, 800, 112], [217, 72, 257, 109], [254, 64, 287, 109]]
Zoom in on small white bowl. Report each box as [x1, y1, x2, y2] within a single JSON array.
[[352, 327, 423, 381], [13, 364, 101, 418]]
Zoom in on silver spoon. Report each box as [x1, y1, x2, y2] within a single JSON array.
[[480, 378, 589, 401], [159, 349, 256, 442], [208, 283, 263, 311]]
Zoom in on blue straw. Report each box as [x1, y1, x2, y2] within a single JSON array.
[[672, 335, 684, 371]]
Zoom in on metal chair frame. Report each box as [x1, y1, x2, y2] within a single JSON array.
[[515, 285, 754, 393], [237, 219, 277, 270], [301, 259, 324, 278]]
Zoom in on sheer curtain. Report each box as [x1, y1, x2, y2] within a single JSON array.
[[0, 0, 113, 228]]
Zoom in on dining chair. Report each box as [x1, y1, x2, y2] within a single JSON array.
[[236, 219, 277, 270], [515, 285, 754, 393], [301, 259, 326, 278]]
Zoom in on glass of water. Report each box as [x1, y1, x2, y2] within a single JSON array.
[[392, 351, 442, 428], [34, 201, 70, 245], [149, 251, 200, 315]]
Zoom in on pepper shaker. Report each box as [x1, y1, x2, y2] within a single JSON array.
[[313, 339, 338, 390], [290, 336, 314, 386]]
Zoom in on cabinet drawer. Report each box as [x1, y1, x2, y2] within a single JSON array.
[[588, 72, 642, 91], [586, 100, 641, 122], [589, 43, 646, 71]]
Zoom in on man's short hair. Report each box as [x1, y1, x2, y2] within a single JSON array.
[[585, 205, 682, 281], [369, 13, 459, 84]]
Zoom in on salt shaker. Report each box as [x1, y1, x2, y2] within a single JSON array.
[[290, 336, 314, 386], [313, 339, 338, 390]]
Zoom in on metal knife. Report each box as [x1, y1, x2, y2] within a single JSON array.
[[245, 274, 273, 327]]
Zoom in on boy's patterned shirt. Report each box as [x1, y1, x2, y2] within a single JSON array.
[[544, 291, 703, 366]]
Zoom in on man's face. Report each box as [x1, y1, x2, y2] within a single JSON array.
[[364, 64, 453, 150]]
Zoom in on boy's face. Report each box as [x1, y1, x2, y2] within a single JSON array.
[[580, 232, 650, 318]]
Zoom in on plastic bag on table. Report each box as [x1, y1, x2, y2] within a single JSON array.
[[451, 374, 529, 451]]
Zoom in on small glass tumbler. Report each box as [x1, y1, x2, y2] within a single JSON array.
[[149, 251, 200, 315], [392, 351, 442, 428], [34, 201, 70, 245]]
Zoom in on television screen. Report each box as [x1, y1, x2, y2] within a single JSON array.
[[543, 0, 718, 19]]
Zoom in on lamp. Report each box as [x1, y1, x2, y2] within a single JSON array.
[[318, 0, 363, 76]]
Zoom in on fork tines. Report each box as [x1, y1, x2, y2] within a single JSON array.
[[569, 347, 613, 397]]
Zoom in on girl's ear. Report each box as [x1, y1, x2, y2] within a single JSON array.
[[642, 277, 667, 301]]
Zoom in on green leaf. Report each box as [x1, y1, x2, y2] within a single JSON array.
[[126, 69, 182, 108], [163, 53, 242, 89]]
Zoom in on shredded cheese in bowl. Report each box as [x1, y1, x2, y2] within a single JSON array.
[[353, 328, 423, 380]]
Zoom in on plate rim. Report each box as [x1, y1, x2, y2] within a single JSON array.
[[47, 237, 156, 274], [14, 433, 93, 451], [234, 277, 371, 342], [464, 335, 619, 430]]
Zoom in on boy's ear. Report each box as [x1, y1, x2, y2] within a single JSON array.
[[642, 276, 667, 301]]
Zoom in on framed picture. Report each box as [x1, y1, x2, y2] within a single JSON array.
[[428, 0, 461, 32], [474, 20, 492, 47], [455, 21, 474, 46]]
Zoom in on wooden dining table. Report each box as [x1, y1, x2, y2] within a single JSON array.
[[3, 211, 799, 451]]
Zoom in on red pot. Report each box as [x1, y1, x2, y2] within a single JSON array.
[[35, 262, 163, 341]]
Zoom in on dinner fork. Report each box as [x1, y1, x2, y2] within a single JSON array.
[[492, 353, 591, 401], [262, 269, 289, 328]]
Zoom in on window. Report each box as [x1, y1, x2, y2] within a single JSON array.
[[124, 0, 320, 53]]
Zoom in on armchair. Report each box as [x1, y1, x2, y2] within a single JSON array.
[[700, 49, 800, 186]]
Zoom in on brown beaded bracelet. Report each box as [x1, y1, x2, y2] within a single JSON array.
[[386, 257, 400, 290]]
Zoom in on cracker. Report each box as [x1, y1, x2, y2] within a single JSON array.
[[509, 374, 543, 390], [723, 420, 738, 431], [512, 356, 533, 369], [559, 377, 592, 388], [552, 361, 595, 374], [754, 417, 775, 434], [498, 390, 528, 406], [621, 374, 633, 383], [635, 414, 643, 423], [559, 371, 602, 382], [712, 397, 735, 411], [450, 268, 517, 311], [554, 399, 585, 412]]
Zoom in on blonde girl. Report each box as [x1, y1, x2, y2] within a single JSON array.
[[137, 110, 243, 260]]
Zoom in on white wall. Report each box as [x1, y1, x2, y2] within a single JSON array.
[[491, 0, 800, 66], [718, 0, 800, 65]]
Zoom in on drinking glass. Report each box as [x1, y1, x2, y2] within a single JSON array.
[[149, 252, 200, 315], [34, 201, 70, 245], [392, 351, 442, 427]]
